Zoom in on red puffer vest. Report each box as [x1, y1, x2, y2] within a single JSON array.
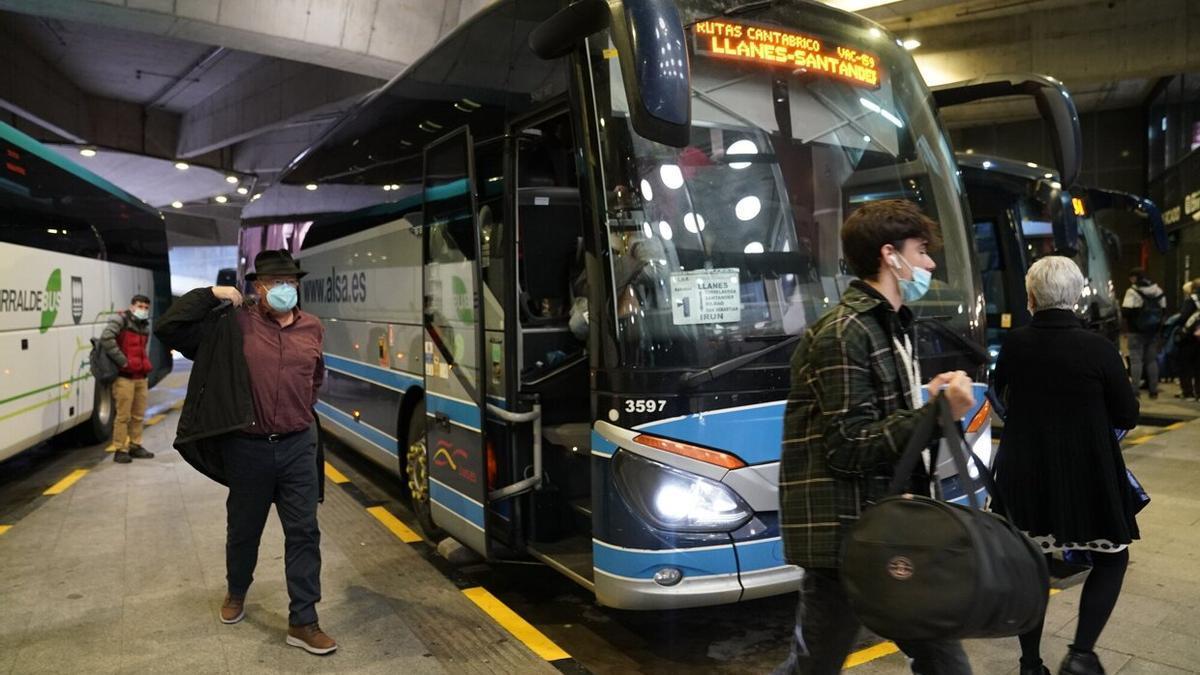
[[118, 315, 152, 378]]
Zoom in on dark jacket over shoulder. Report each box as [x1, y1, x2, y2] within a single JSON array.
[[779, 281, 934, 569], [154, 287, 257, 484], [993, 309, 1139, 544]]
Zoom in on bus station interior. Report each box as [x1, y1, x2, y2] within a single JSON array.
[[4, 0, 1200, 673]]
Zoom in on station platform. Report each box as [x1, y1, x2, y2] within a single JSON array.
[[0, 369, 557, 674], [1, 368, 1199, 674]]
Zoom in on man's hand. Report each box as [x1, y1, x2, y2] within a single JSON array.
[[928, 370, 976, 419], [211, 286, 244, 307]]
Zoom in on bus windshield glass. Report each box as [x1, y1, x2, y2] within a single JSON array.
[[594, 5, 977, 372]]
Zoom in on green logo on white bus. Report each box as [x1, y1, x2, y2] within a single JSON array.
[[41, 268, 61, 333]]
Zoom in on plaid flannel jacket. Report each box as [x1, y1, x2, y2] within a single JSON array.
[[779, 281, 930, 569]]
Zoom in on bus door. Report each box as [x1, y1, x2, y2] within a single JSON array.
[[422, 128, 491, 556]]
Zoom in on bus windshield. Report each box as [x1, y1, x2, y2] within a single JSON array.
[[594, 5, 977, 372]]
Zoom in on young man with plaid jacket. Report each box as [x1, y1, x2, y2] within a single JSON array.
[[775, 200, 977, 675]]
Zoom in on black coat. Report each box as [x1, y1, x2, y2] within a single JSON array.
[[993, 309, 1140, 544], [154, 287, 324, 499]]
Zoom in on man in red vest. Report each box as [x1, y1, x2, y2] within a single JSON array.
[[101, 294, 155, 463]]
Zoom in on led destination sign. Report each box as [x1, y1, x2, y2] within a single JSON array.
[[693, 19, 882, 89]]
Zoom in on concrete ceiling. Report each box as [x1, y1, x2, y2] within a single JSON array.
[[1, 0, 1198, 245]]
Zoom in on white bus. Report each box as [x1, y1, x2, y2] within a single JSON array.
[[0, 121, 172, 462]]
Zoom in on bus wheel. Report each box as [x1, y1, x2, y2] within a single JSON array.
[[77, 380, 114, 445], [405, 401, 443, 540]]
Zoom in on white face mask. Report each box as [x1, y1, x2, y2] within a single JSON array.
[[132, 308, 150, 321]]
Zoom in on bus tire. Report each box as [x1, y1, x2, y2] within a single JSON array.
[[405, 400, 444, 541], [77, 380, 115, 446]]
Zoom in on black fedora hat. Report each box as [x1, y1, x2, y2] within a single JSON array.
[[246, 249, 307, 281]]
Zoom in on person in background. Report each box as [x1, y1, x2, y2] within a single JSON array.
[[155, 250, 335, 655], [1121, 267, 1166, 399], [1176, 278, 1200, 401], [101, 294, 154, 463], [994, 256, 1140, 675], [775, 200, 976, 675]]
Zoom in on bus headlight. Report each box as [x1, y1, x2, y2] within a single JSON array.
[[613, 450, 752, 532]]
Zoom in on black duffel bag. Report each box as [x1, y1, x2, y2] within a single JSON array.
[[840, 397, 1049, 641]]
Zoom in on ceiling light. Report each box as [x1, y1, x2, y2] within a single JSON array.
[[868, 28, 882, 39], [225, 175, 238, 184], [822, 0, 903, 11], [982, 161, 993, 169], [902, 39, 921, 50], [383, 185, 393, 191], [642, 221, 653, 238], [659, 164, 684, 190], [965, 149, 975, 154], [1050, 181, 1062, 190], [726, 139, 758, 170], [658, 221, 673, 240], [305, 183, 318, 191], [862, 135, 872, 143], [174, 161, 189, 170], [79, 146, 97, 158], [1026, 162, 1038, 168], [879, 109, 904, 128], [1044, 173, 1054, 179], [171, 201, 183, 209], [251, 193, 262, 201], [683, 212, 706, 234], [236, 187, 249, 195], [641, 179, 654, 201], [735, 196, 762, 221], [214, 195, 228, 203], [744, 241, 765, 254]]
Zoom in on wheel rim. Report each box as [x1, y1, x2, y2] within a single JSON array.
[[96, 386, 113, 426], [407, 438, 429, 505]]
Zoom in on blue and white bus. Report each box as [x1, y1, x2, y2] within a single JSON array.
[[242, 0, 1079, 609]]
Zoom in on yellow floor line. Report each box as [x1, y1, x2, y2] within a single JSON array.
[[1127, 435, 1154, 445], [144, 414, 167, 427], [845, 587, 1065, 668], [366, 506, 422, 544], [170, 400, 185, 411], [461, 586, 570, 662], [0, 525, 11, 536], [845, 640, 899, 668], [1164, 421, 1187, 431], [324, 462, 350, 484], [43, 469, 88, 495]]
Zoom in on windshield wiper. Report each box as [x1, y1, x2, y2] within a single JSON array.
[[678, 334, 802, 390]]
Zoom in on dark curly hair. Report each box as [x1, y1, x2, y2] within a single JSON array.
[[841, 199, 942, 279]]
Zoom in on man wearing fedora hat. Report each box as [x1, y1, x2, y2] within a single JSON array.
[[156, 249, 336, 655]]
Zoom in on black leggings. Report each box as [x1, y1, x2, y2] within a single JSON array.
[[1019, 550, 1129, 665]]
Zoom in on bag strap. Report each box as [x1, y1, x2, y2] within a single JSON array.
[[887, 397, 999, 512]]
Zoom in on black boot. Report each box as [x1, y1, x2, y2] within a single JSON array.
[[1020, 662, 1050, 675], [1059, 647, 1105, 675]]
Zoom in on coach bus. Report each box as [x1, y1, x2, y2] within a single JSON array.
[[244, 0, 1081, 609], [959, 153, 1123, 360], [0, 121, 171, 462]]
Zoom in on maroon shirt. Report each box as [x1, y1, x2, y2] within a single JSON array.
[[236, 305, 325, 435]]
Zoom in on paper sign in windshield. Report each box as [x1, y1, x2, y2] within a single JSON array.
[[671, 268, 741, 325]]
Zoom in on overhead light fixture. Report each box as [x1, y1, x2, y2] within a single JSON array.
[[236, 186, 249, 195], [419, 120, 444, 133], [214, 195, 228, 203], [383, 185, 393, 191], [171, 201, 183, 209], [79, 146, 97, 158], [305, 183, 318, 191], [982, 161, 993, 169], [1026, 162, 1038, 168], [902, 39, 921, 50], [251, 193, 262, 201], [822, 0, 903, 11], [868, 28, 882, 39], [174, 161, 189, 170], [225, 175, 238, 184], [1043, 172, 1054, 179], [454, 98, 482, 112], [391, 184, 400, 190], [965, 148, 975, 154], [1050, 181, 1062, 190]]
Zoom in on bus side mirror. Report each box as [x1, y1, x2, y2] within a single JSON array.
[[530, 0, 691, 148], [933, 74, 1081, 187]]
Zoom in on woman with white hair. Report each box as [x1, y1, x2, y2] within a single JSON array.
[[993, 256, 1140, 675]]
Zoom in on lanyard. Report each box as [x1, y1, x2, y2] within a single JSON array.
[[892, 333, 923, 409]]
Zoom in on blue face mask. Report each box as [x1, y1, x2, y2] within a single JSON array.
[[891, 255, 932, 303], [265, 284, 298, 312]]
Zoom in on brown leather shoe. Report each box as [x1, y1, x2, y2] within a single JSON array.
[[286, 622, 337, 655], [219, 594, 245, 624]]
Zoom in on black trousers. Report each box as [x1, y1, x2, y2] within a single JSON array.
[[1179, 340, 1200, 398], [774, 568, 972, 675], [222, 426, 321, 626]]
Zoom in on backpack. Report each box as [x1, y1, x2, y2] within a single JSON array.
[[89, 314, 126, 385], [1182, 295, 1200, 342], [1133, 288, 1164, 334], [89, 337, 121, 385]]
